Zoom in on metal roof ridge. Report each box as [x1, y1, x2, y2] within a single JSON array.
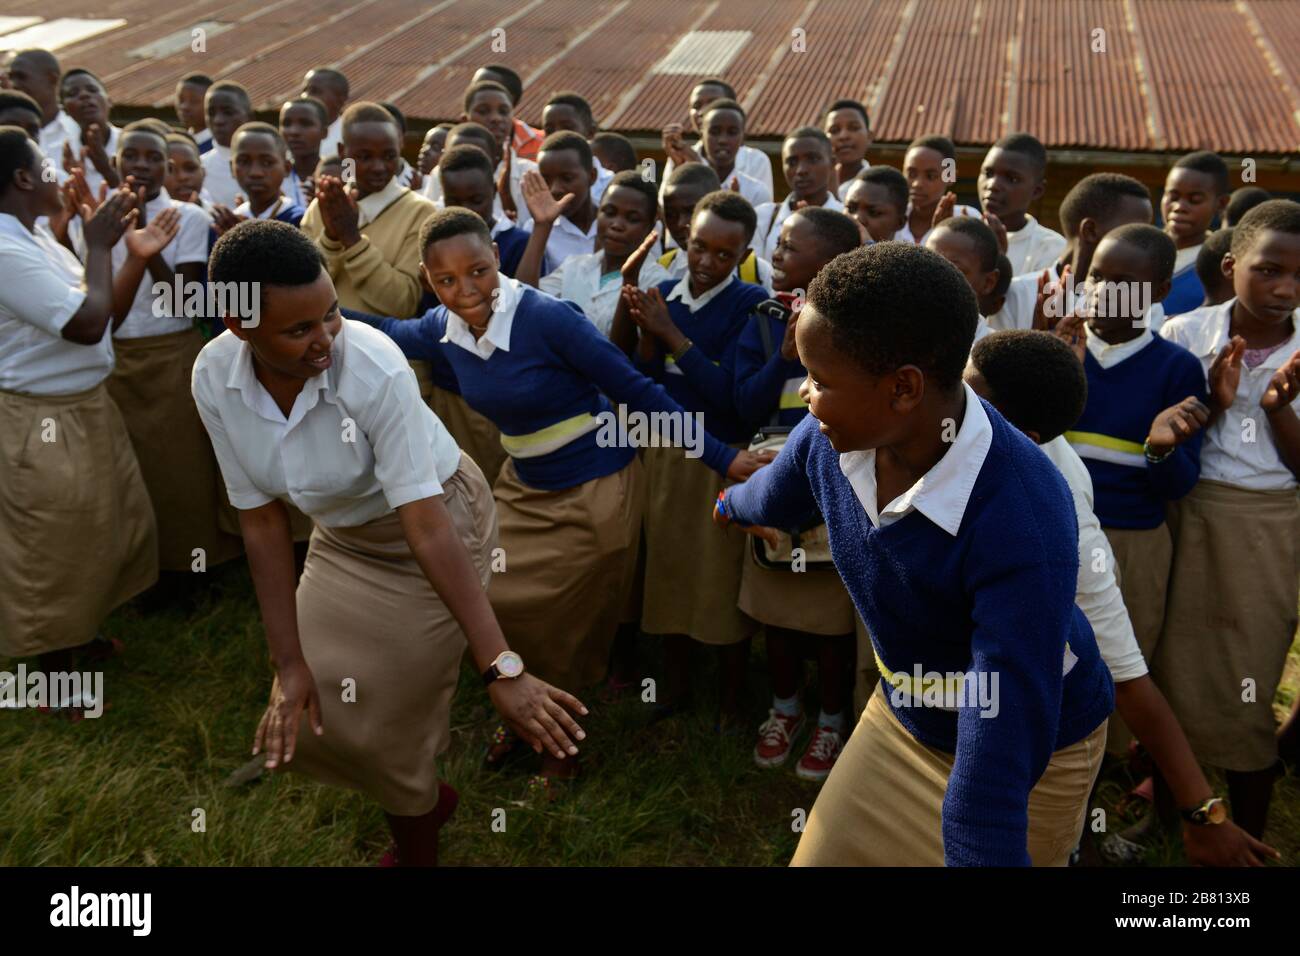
[[1238, 0, 1300, 152], [867, 0, 917, 129], [523, 0, 632, 94], [1123, 0, 1166, 151]]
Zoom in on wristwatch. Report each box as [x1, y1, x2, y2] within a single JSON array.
[[482, 650, 525, 685], [1180, 796, 1228, 826]]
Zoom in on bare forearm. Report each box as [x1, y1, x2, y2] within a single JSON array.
[[609, 295, 638, 358], [62, 244, 117, 343], [1114, 676, 1212, 808], [238, 501, 306, 670], [515, 221, 552, 288]]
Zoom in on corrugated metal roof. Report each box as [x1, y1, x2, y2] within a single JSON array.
[[6, 0, 1300, 154]]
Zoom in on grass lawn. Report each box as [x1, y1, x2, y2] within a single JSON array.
[[2, 559, 1297, 867]]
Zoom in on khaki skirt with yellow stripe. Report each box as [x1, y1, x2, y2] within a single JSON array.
[[427, 385, 508, 486], [791, 686, 1106, 866], [289, 453, 497, 816], [641, 444, 755, 645], [0, 382, 158, 658], [1153, 479, 1300, 772], [107, 328, 243, 571], [487, 456, 645, 690]]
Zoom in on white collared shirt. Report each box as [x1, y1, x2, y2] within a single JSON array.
[[494, 151, 537, 230], [838, 382, 993, 532], [1039, 435, 1147, 682], [441, 273, 522, 360], [355, 175, 408, 227], [835, 162, 872, 202], [192, 319, 461, 526], [1160, 299, 1300, 490], [38, 110, 82, 172], [1172, 243, 1200, 279], [286, 168, 311, 208], [539, 252, 672, 337], [661, 247, 773, 291], [752, 192, 847, 261], [1005, 214, 1068, 277], [234, 195, 295, 220], [1084, 326, 1155, 369], [324, 116, 344, 159], [420, 171, 442, 204], [737, 144, 773, 195], [894, 202, 980, 246], [592, 156, 614, 206], [0, 213, 115, 395], [202, 143, 241, 207], [543, 213, 597, 272], [666, 272, 735, 313], [78, 124, 121, 200], [193, 128, 213, 153], [718, 168, 772, 208]]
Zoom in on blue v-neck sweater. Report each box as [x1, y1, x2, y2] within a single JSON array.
[[357, 287, 738, 490], [723, 406, 1114, 866]]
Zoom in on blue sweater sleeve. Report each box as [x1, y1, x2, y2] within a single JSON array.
[[733, 314, 804, 429], [721, 414, 820, 529], [344, 307, 445, 363], [544, 299, 739, 475], [1145, 351, 1208, 501], [675, 322, 743, 416]]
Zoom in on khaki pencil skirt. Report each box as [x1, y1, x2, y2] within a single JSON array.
[[1102, 523, 1173, 755], [107, 328, 243, 571], [641, 444, 755, 645], [791, 686, 1106, 866], [487, 456, 644, 690], [289, 454, 497, 816], [0, 382, 157, 657], [428, 385, 508, 487], [1153, 479, 1300, 772]]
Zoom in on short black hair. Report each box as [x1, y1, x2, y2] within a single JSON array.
[[785, 126, 831, 154], [591, 131, 637, 172], [545, 91, 596, 132], [209, 219, 323, 291], [379, 101, 406, 134], [790, 207, 862, 260], [825, 98, 870, 129], [478, 65, 523, 104], [991, 132, 1047, 177], [934, 216, 1000, 273], [1230, 198, 1300, 258], [1171, 150, 1229, 197], [420, 206, 492, 257], [439, 143, 494, 180], [341, 101, 399, 139], [177, 73, 213, 90], [908, 134, 956, 162], [603, 168, 657, 216], [693, 77, 736, 99], [59, 68, 106, 94], [970, 331, 1087, 442], [666, 161, 721, 193], [807, 243, 977, 392], [1196, 228, 1234, 289], [1225, 186, 1270, 227], [285, 95, 328, 127], [694, 189, 758, 243], [208, 80, 252, 114], [166, 131, 200, 153], [0, 90, 42, 123], [306, 67, 349, 97], [232, 120, 286, 153], [992, 253, 1013, 298], [447, 121, 499, 162], [121, 119, 171, 150], [854, 166, 908, 212], [0, 125, 37, 197], [1106, 222, 1177, 283], [463, 80, 512, 114], [702, 97, 745, 123], [1058, 172, 1151, 236], [539, 129, 593, 170]]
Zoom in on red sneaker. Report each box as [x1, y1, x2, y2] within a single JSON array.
[[795, 724, 844, 781], [753, 709, 805, 768]]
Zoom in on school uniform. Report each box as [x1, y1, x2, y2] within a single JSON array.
[[723, 390, 1114, 866], [490, 217, 531, 278], [835, 162, 871, 202], [543, 213, 597, 272], [752, 193, 846, 261], [1163, 243, 1205, 317], [78, 124, 121, 200], [201, 142, 241, 208], [420, 170, 442, 205], [0, 214, 157, 658], [192, 319, 490, 816], [658, 246, 772, 291], [1156, 301, 1300, 772], [38, 109, 82, 163], [285, 168, 312, 208], [592, 155, 614, 205], [720, 168, 772, 208], [395, 158, 416, 189], [732, 301, 856, 637], [1065, 327, 1205, 743], [894, 202, 979, 246], [233, 195, 306, 227], [637, 274, 770, 646], [1004, 214, 1067, 276], [495, 151, 537, 230], [324, 115, 343, 158], [358, 277, 738, 691], [72, 188, 243, 572], [192, 127, 213, 155], [539, 251, 672, 338]]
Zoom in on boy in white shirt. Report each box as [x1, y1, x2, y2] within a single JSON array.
[[201, 81, 253, 208], [59, 68, 120, 197], [751, 128, 845, 261], [5, 49, 80, 163], [462, 80, 537, 229], [977, 132, 1066, 276], [302, 67, 349, 158], [541, 92, 614, 205]]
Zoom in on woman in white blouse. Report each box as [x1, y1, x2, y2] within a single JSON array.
[[194, 220, 586, 866], [0, 126, 166, 702]]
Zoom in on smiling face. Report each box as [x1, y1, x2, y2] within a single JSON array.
[[165, 141, 204, 202], [230, 270, 341, 380], [342, 120, 401, 197], [782, 135, 831, 201], [464, 90, 514, 152], [824, 108, 871, 166], [844, 179, 906, 242], [1161, 167, 1225, 247], [661, 182, 708, 249], [1226, 228, 1300, 327], [117, 131, 168, 199], [537, 146, 595, 217], [701, 106, 744, 173], [688, 82, 729, 132], [421, 231, 501, 329], [903, 145, 947, 213], [977, 146, 1043, 221], [596, 183, 656, 262], [794, 305, 897, 453], [175, 81, 208, 132], [280, 101, 325, 159], [685, 208, 748, 294], [205, 90, 250, 148], [441, 165, 495, 223], [61, 73, 109, 129], [1083, 236, 1169, 337], [925, 225, 997, 298], [771, 214, 829, 294], [232, 130, 287, 207]]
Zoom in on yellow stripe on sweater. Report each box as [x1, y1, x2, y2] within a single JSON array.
[[499, 412, 601, 458]]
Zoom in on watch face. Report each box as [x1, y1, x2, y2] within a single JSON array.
[[1207, 799, 1228, 825], [497, 652, 524, 679]]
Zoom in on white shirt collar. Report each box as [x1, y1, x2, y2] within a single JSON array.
[[440, 274, 522, 359], [666, 272, 735, 312], [356, 176, 407, 227], [235, 195, 294, 219], [226, 323, 334, 428], [837, 382, 993, 535], [1173, 243, 1201, 275], [1084, 325, 1154, 368], [553, 212, 597, 240]]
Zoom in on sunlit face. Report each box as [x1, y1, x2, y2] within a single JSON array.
[[232, 130, 288, 206], [464, 90, 514, 151], [903, 146, 947, 212], [117, 131, 169, 198], [61, 73, 109, 129], [701, 107, 744, 172], [782, 135, 831, 201], [1225, 228, 1300, 326], [685, 208, 748, 293], [770, 214, 830, 294], [537, 146, 596, 215], [794, 305, 898, 453], [977, 146, 1043, 220], [342, 120, 401, 197], [844, 179, 906, 243], [1161, 167, 1224, 244], [175, 81, 208, 131], [230, 270, 342, 380], [280, 101, 325, 159], [596, 183, 656, 261], [205, 90, 250, 148], [421, 232, 501, 329], [165, 141, 204, 202], [824, 108, 871, 166], [1084, 236, 1170, 336]]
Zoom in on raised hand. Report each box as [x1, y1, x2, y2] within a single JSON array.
[[930, 191, 957, 230], [520, 168, 573, 227], [1261, 349, 1300, 413], [497, 146, 517, 222], [210, 203, 247, 236], [620, 230, 659, 286], [1208, 335, 1246, 414], [487, 673, 588, 760], [983, 210, 1008, 253], [1146, 396, 1211, 455], [625, 286, 677, 344], [1049, 308, 1087, 364], [661, 123, 702, 167], [1032, 264, 1073, 331], [123, 204, 180, 261], [80, 186, 137, 250]]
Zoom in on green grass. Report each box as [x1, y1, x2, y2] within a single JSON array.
[[2, 560, 1297, 866]]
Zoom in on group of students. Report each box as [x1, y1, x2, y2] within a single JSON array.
[[1, 49, 1298, 868]]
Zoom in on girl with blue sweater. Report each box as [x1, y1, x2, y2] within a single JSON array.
[[717, 243, 1113, 865], [355, 208, 768, 791]]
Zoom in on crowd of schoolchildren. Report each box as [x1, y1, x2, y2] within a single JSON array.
[[1, 48, 1298, 868]]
